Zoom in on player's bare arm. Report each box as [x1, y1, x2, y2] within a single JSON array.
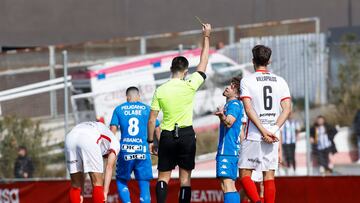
[[110, 125, 118, 136], [243, 98, 277, 143], [240, 122, 246, 142], [147, 110, 159, 155], [275, 98, 292, 129], [214, 107, 237, 128], [196, 23, 211, 73], [155, 125, 161, 141], [103, 152, 116, 202]]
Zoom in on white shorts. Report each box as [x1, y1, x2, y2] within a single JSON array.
[[251, 170, 263, 182], [238, 140, 279, 171], [65, 129, 103, 174]]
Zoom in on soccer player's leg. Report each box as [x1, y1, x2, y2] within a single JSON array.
[[216, 155, 240, 203], [81, 141, 105, 203], [65, 133, 84, 203], [69, 172, 84, 203], [239, 140, 262, 203], [134, 154, 153, 203], [261, 141, 279, 203], [116, 157, 133, 203]]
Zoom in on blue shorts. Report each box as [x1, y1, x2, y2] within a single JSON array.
[[116, 153, 153, 181], [216, 155, 239, 181]]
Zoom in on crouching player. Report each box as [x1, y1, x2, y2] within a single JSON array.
[[65, 121, 120, 203], [110, 87, 160, 203], [214, 77, 244, 203]]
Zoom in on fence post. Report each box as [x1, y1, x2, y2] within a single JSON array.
[[140, 37, 147, 55], [228, 26, 236, 44], [49, 45, 57, 118]]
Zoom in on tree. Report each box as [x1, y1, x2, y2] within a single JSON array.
[[0, 116, 50, 178], [331, 33, 360, 125]]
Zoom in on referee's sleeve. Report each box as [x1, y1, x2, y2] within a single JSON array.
[[150, 90, 161, 111], [186, 71, 206, 91]]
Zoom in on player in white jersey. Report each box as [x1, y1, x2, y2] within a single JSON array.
[[65, 121, 120, 203], [238, 45, 291, 203]]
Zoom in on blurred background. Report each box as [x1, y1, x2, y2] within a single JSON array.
[[0, 0, 360, 202]]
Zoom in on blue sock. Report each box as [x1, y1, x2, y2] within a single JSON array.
[[224, 191, 240, 203], [116, 179, 131, 203], [138, 180, 151, 203]]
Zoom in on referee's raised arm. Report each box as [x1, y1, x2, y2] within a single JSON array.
[[197, 23, 211, 73], [147, 22, 211, 203]]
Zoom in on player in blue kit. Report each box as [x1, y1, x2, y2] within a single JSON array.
[[214, 77, 244, 203], [110, 86, 160, 203]]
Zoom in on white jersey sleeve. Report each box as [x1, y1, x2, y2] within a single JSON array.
[[279, 77, 291, 101], [95, 122, 120, 156]]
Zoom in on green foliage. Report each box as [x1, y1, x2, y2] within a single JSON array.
[[331, 33, 360, 125], [0, 116, 50, 178]]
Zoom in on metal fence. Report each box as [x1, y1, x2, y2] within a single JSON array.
[[219, 33, 328, 105]]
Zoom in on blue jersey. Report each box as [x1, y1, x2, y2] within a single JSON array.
[[110, 101, 156, 157], [217, 99, 244, 156]]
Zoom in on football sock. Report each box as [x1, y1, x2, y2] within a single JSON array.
[[224, 191, 240, 203], [264, 180, 276, 203], [116, 179, 131, 203], [156, 181, 168, 203], [139, 180, 151, 203], [69, 187, 81, 203], [92, 186, 104, 203], [179, 186, 191, 203], [241, 176, 261, 203]]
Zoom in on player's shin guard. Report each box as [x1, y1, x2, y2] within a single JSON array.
[[264, 180, 276, 203], [139, 180, 151, 203], [156, 181, 168, 203], [241, 176, 261, 203], [179, 186, 191, 203], [224, 191, 240, 203], [69, 187, 81, 203], [92, 186, 104, 203], [116, 179, 131, 203]]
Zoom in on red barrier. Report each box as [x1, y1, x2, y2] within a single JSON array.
[[1, 177, 360, 203]]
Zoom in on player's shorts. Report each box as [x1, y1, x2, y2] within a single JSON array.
[[251, 170, 263, 182], [65, 129, 103, 174], [116, 153, 153, 181], [158, 126, 196, 171], [216, 155, 239, 180], [238, 139, 279, 171]]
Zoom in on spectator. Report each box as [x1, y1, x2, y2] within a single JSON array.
[[14, 146, 34, 178], [310, 116, 338, 175], [353, 110, 360, 163], [281, 115, 300, 174]]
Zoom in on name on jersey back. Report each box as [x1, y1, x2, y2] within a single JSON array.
[[256, 76, 277, 82], [121, 104, 146, 116]]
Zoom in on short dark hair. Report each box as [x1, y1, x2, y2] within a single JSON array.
[[126, 86, 139, 96], [252, 45, 272, 66], [170, 56, 189, 73], [18, 146, 27, 152]]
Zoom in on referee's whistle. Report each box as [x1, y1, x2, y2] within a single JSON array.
[[174, 123, 179, 139]]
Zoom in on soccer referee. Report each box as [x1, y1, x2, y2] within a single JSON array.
[[147, 23, 211, 203]]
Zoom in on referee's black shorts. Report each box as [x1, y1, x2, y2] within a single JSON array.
[[157, 126, 196, 171]]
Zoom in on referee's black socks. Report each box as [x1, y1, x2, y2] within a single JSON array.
[[179, 186, 191, 203], [156, 181, 168, 203]]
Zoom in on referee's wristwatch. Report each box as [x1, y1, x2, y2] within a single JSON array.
[[147, 139, 154, 143]]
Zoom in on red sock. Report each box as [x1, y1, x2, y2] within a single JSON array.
[[242, 198, 250, 203], [69, 187, 81, 203], [261, 197, 265, 203], [264, 180, 276, 203], [241, 176, 261, 202], [92, 186, 104, 203]]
